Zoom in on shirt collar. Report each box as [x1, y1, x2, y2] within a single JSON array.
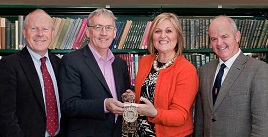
[[26, 46, 49, 62], [88, 44, 115, 62], [219, 48, 241, 69]]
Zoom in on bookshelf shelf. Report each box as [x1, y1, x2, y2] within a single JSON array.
[[241, 48, 268, 53], [0, 49, 19, 54], [183, 49, 213, 53]]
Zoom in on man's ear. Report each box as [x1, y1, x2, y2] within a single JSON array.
[[235, 31, 241, 42]]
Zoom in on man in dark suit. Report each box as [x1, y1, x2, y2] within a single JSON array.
[[59, 8, 130, 137], [194, 15, 268, 136], [0, 9, 63, 137]]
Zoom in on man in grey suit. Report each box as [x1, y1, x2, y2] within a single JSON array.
[[59, 8, 130, 137], [194, 15, 268, 136]]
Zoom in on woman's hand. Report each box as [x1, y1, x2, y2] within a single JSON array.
[[137, 97, 158, 118]]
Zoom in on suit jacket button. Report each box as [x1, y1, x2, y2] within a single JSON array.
[[212, 118, 216, 122]]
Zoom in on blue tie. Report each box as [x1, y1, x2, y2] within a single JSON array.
[[212, 63, 226, 105]]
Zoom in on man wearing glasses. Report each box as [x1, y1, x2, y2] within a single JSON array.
[[59, 8, 131, 137]]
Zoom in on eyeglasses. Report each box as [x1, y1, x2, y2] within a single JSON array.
[[88, 25, 115, 31]]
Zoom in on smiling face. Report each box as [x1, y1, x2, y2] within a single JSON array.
[[209, 16, 241, 62], [85, 14, 116, 54], [23, 10, 54, 56], [152, 19, 177, 56]]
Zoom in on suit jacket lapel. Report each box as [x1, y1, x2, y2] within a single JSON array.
[[19, 47, 46, 112], [82, 46, 112, 96], [213, 53, 246, 111]]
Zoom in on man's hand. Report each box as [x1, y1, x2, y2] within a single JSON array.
[[121, 89, 135, 102], [105, 98, 124, 115]]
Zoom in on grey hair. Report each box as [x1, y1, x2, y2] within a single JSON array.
[[87, 8, 117, 26]]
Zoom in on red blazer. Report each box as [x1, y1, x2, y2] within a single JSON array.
[[135, 54, 198, 137]]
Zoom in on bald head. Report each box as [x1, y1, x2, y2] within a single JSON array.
[[24, 9, 54, 29], [209, 15, 238, 36]]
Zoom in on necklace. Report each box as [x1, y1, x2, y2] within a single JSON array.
[[153, 54, 177, 72]]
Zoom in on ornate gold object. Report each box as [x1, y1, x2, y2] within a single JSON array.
[[121, 92, 138, 137], [123, 103, 138, 123]]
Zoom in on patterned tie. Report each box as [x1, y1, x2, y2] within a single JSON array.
[[40, 57, 58, 137], [212, 63, 226, 105]]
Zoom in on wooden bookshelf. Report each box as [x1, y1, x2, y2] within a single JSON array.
[[0, 5, 267, 83]]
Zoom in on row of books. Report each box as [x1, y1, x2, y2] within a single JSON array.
[[112, 18, 268, 50], [237, 19, 268, 49], [111, 20, 152, 50], [0, 16, 88, 50], [0, 16, 267, 50], [0, 16, 25, 50], [184, 53, 216, 69], [181, 18, 268, 49], [117, 53, 144, 86], [49, 17, 88, 50], [181, 18, 211, 50]]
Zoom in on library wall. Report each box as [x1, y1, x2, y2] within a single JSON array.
[[0, 2, 267, 83]]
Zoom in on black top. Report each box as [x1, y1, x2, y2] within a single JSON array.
[[137, 61, 165, 137]]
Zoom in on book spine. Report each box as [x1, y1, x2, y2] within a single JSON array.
[[1, 18, 6, 49], [15, 21, 19, 50], [18, 15, 24, 49], [10, 22, 15, 49], [118, 20, 132, 49], [72, 18, 87, 49], [114, 22, 125, 49], [141, 21, 152, 49], [5, 19, 11, 49], [110, 22, 121, 49]]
